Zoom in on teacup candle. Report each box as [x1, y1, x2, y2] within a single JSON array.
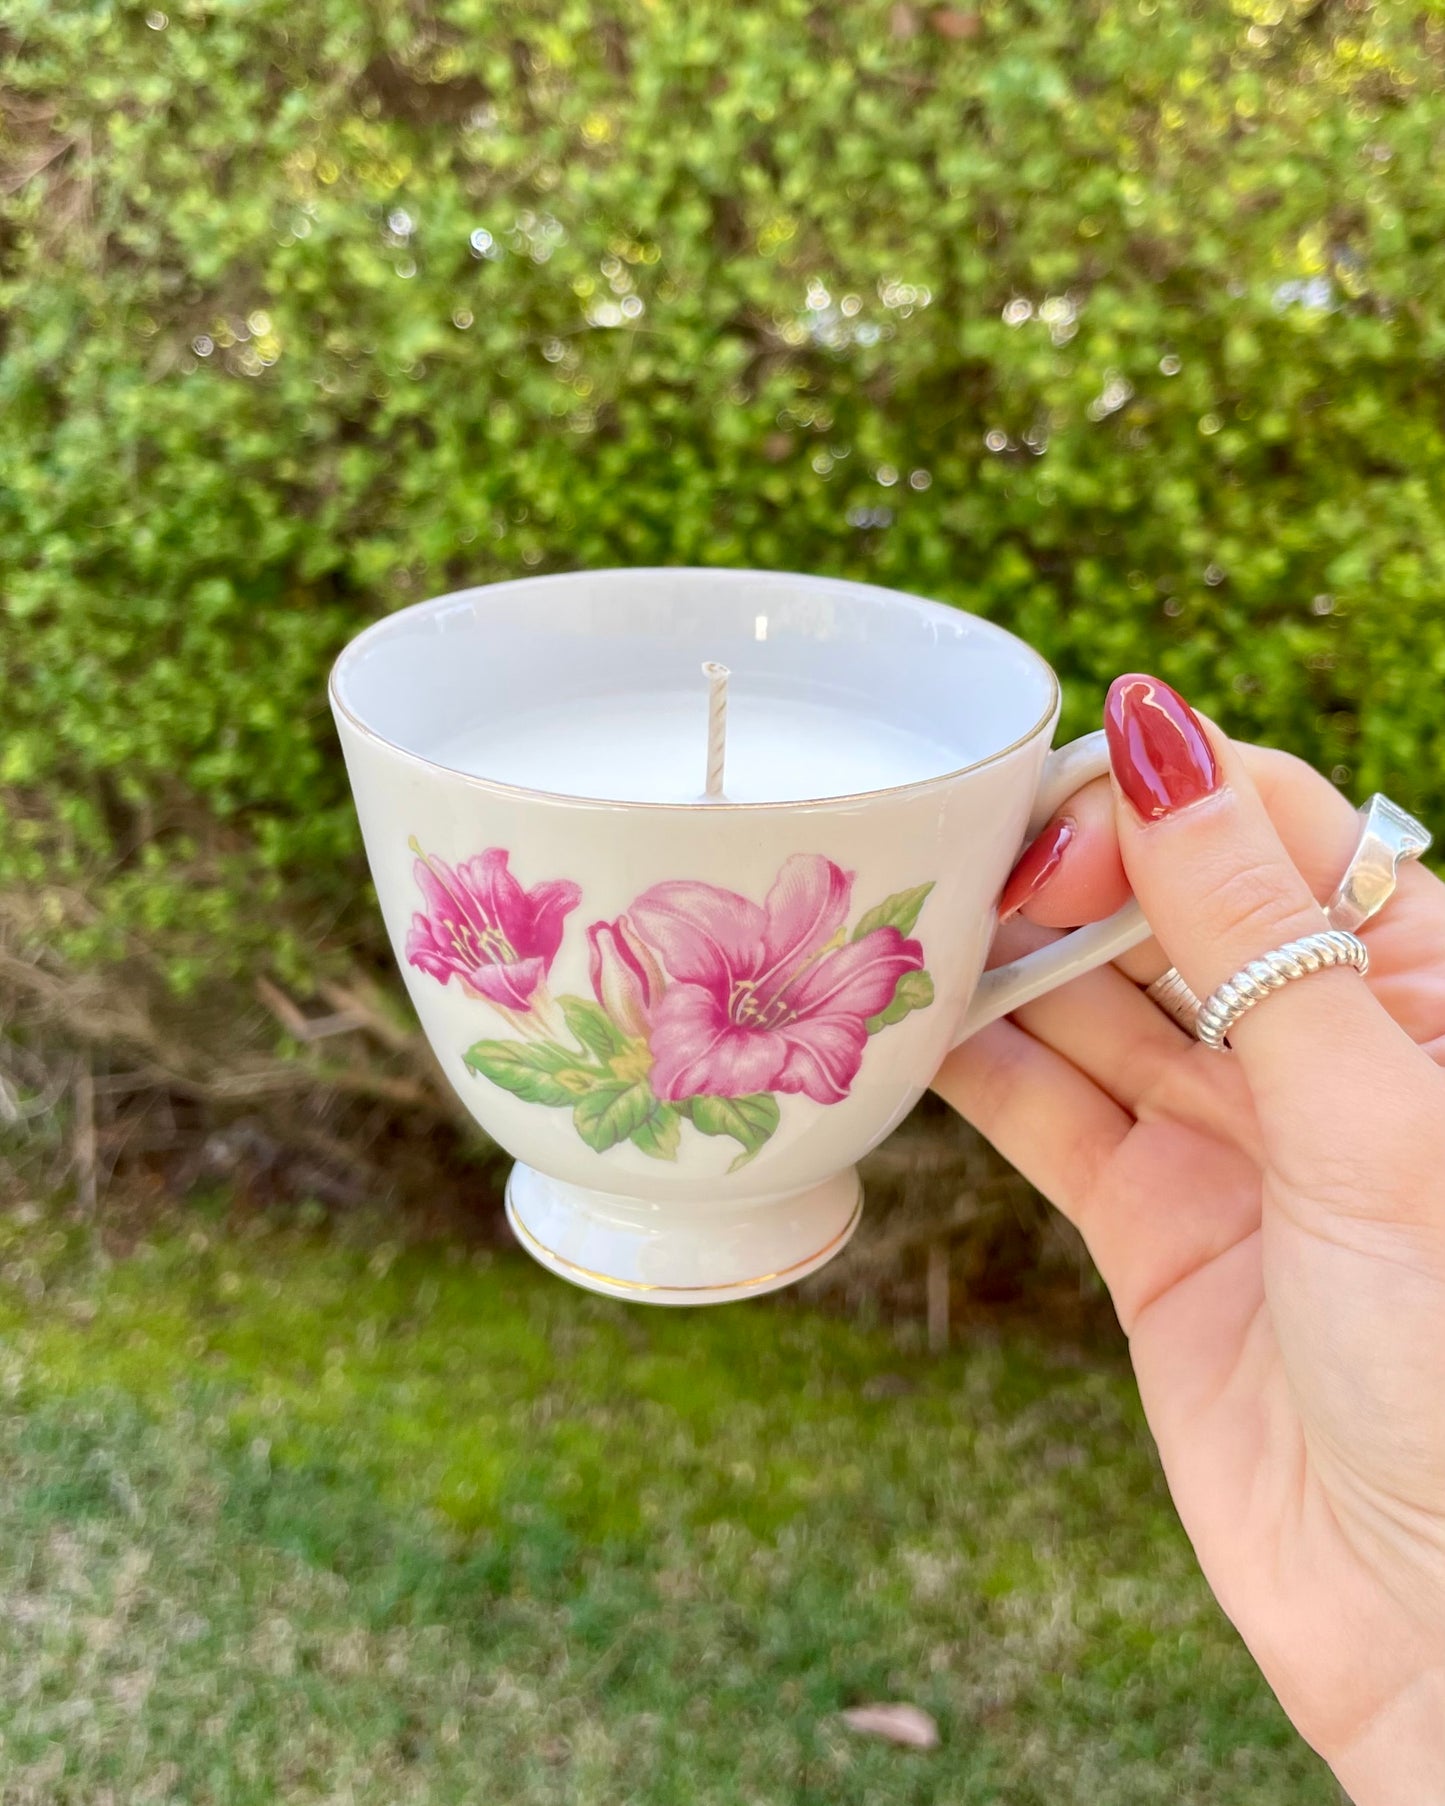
[[331, 568, 1149, 1303]]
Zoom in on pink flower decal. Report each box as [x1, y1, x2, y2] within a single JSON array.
[[587, 913, 666, 1041], [417, 836, 934, 1169], [405, 842, 580, 1012], [629, 854, 924, 1106]]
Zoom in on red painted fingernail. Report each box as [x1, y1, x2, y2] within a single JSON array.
[[1105, 673, 1220, 821], [998, 817, 1074, 921]]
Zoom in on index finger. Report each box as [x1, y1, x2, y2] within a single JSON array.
[[1012, 744, 1363, 932]]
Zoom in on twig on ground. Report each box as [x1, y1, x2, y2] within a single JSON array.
[[75, 1061, 97, 1218], [0, 136, 77, 195], [317, 977, 419, 1055], [255, 976, 365, 1043], [926, 1241, 950, 1353]]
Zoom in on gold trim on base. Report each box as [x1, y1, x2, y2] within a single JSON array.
[[507, 1186, 863, 1295]]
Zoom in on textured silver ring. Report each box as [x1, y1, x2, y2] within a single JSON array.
[[1195, 929, 1369, 1051], [1145, 793, 1430, 1032], [1143, 966, 1205, 1031]]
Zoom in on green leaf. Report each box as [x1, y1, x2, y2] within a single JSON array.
[[573, 1079, 659, 1154], [557, 994, 628, 1060], [851, 882, 935, 942], [463, 1039, 601, 1107], [866, 968, 935, 1034], [630, 1105, 682, 1161], [689, 1092, 781, 1167]]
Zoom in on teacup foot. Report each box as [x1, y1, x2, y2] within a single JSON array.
[[504, 1164, 863, 1306]]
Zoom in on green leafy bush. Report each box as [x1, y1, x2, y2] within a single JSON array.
[[2, 0, 1443, 1087]]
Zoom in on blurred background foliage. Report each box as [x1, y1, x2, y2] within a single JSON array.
[[2, 0, 1444, 1225]]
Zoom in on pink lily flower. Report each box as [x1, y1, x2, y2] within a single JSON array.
[[630, 854, 923, 1106], [588, 914, 667, 1041], [405, 844, 580, 1012]]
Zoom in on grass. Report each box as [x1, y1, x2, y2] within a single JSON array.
[[0, 1201, 1336, 1805]]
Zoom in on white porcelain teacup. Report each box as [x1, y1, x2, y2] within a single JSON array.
[[330, 569, 1149, 1303]]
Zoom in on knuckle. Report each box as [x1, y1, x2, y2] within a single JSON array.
[[1130, 1044, 1198, 1120], [1256, 747, 1316, 791], [1203, 860, 1315, 961]]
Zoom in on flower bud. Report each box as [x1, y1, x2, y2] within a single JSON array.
[[587, 914, 665, 1040]]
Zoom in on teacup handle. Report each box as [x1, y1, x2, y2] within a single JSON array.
[[955, 730, 1152, 1042]]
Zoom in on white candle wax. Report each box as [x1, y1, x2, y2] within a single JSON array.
[[430, 689, 967, 804]]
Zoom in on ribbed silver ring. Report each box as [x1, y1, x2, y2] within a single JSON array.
[[1144, 792, 1429, 1033], [1195, 929, 1369, 1051]]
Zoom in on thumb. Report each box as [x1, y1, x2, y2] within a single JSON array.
[[1103, 674, 1408, 1118]]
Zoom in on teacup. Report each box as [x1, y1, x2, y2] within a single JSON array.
[[330, 568, 1148, 1303]]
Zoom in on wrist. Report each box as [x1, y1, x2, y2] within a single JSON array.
[[1330, 1668, 1445, 1806]]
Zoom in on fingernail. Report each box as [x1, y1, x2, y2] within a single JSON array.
[[1105, 673, 1220, 821], [998, 817, 1074, 920]]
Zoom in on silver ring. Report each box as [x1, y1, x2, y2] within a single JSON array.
[[1143, 966, 1205, 1030], [1145, 793, 1430, 1032], [1324, 793, 1432, 929], [1195, 929, 1368, 1051]]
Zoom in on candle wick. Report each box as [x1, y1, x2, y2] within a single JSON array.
[[702, 660, 729, 801]]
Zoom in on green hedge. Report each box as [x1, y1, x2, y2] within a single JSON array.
[[3, 0, 1444, 1030]]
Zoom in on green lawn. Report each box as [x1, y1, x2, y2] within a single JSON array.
[[0, 1203, 1335, 1805]]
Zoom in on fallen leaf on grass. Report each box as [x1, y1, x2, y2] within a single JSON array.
[[840, 1702, 940, 1749]]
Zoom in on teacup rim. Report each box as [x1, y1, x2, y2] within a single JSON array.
[[328, 566, 1062, 812]]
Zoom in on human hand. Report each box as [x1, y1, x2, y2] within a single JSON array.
[[933, 675, 1445, 1802]]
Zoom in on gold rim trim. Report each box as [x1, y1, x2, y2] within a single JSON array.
[[507, 1186, 864, 1295], [328, 569, 1061, 814]]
